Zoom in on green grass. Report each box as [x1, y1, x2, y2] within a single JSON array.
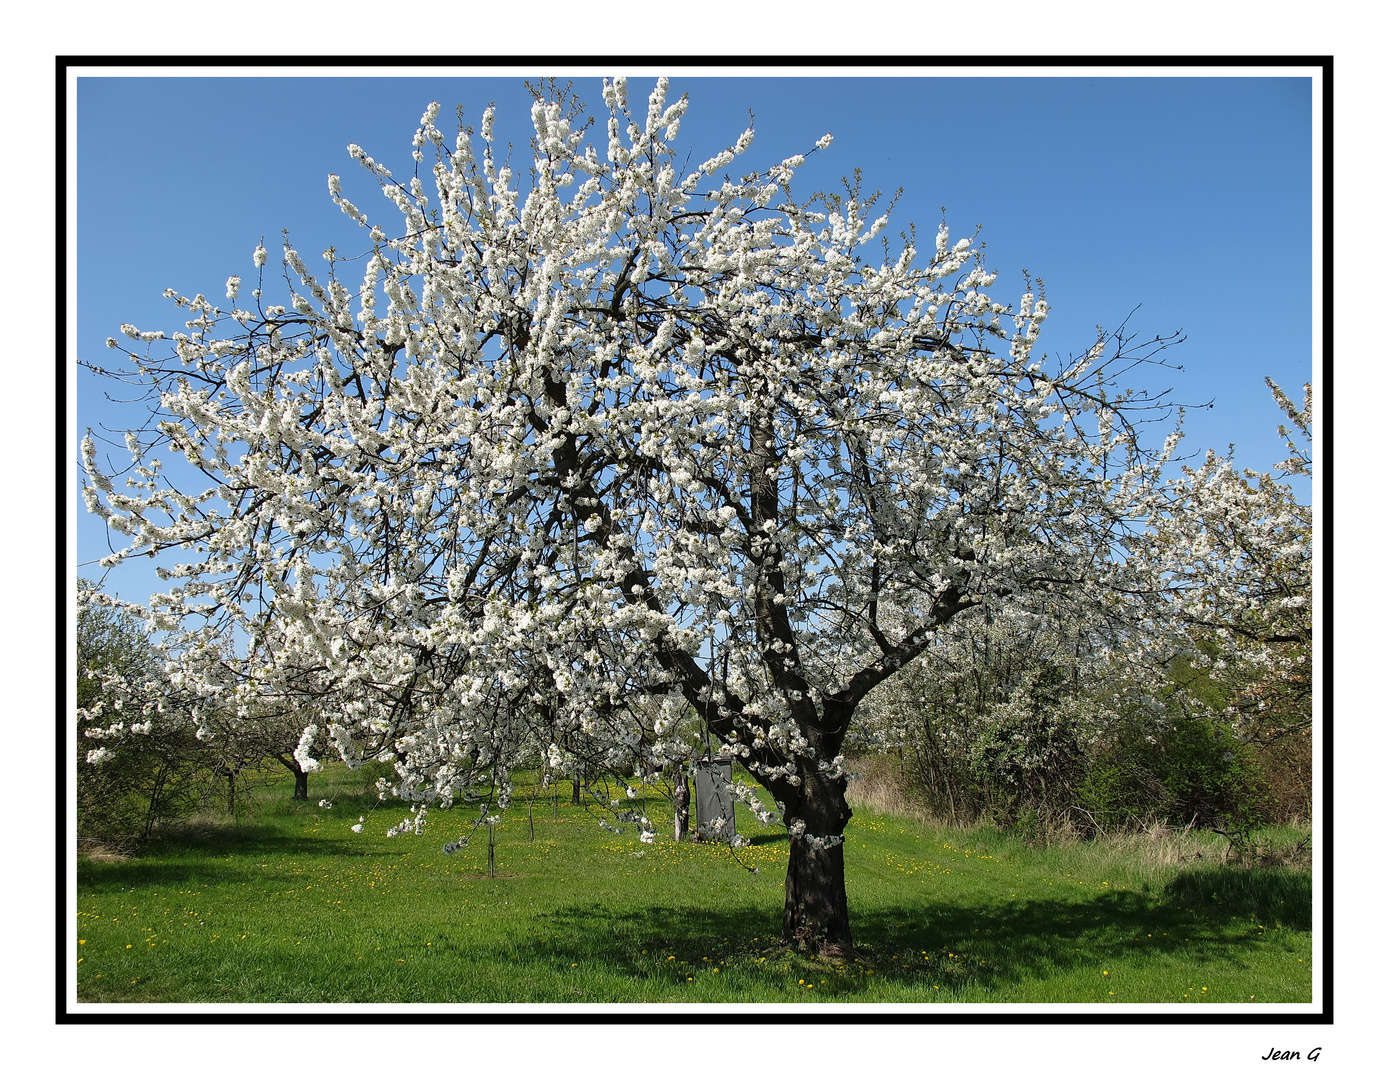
[[74, 767, 1313, 1005]]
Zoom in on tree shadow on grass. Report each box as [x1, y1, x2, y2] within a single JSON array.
[[76, 826, 396, 892], [496, 865, 1310, 1000], [1161, 865, 1311, 929], [851, 889, 1301, 994]]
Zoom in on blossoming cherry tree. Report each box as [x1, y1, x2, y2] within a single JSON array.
[[84, 78, 1184, 953]]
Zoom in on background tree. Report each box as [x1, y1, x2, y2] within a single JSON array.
[[193, 698, 335, 803], [1153, 380, 1312, 733], [76, 585, 219, 842], [1146, 380, 1313, 820], [855, 607, 1116, 825], [82, 78, 1188, 953], [853, 380, 1313, 840]]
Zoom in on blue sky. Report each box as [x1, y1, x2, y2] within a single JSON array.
[[73, 66, 1317, 604]]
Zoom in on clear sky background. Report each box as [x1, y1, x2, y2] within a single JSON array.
[[74, 66, 1316, 605]]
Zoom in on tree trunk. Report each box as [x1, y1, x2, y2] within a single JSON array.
[[781, 771, 854, 955], [672, 770, 690, 842], [277, 755, 310, 800], [143, 762, 169, 840]]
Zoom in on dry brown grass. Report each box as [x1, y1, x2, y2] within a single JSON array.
[[1042, 816, 1312, 874], [76, 837, 133, 862], [844, 755, 921, 818], [1093, 817, 1220, 866], [843, 758, 1312, 872]]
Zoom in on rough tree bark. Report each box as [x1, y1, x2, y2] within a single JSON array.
[[277, 755, 310, 800], [781, 770, 854, 953], [672, 769, 690, 842]]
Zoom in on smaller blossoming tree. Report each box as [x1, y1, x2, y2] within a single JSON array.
[[1149, 380, 1313, 741], [77, 585, 223, 838]]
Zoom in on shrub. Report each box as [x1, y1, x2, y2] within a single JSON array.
[[967, 672, 1088, 826], [1072, 747, 1170, 835], [77, 725, 221, 842], [77, 582, 223, 843], [1154, 716, 1273, 832], [1253, 732, 1312, 823]]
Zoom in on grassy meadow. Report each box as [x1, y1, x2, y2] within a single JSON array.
[[73, 764, 1314, 1006]]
